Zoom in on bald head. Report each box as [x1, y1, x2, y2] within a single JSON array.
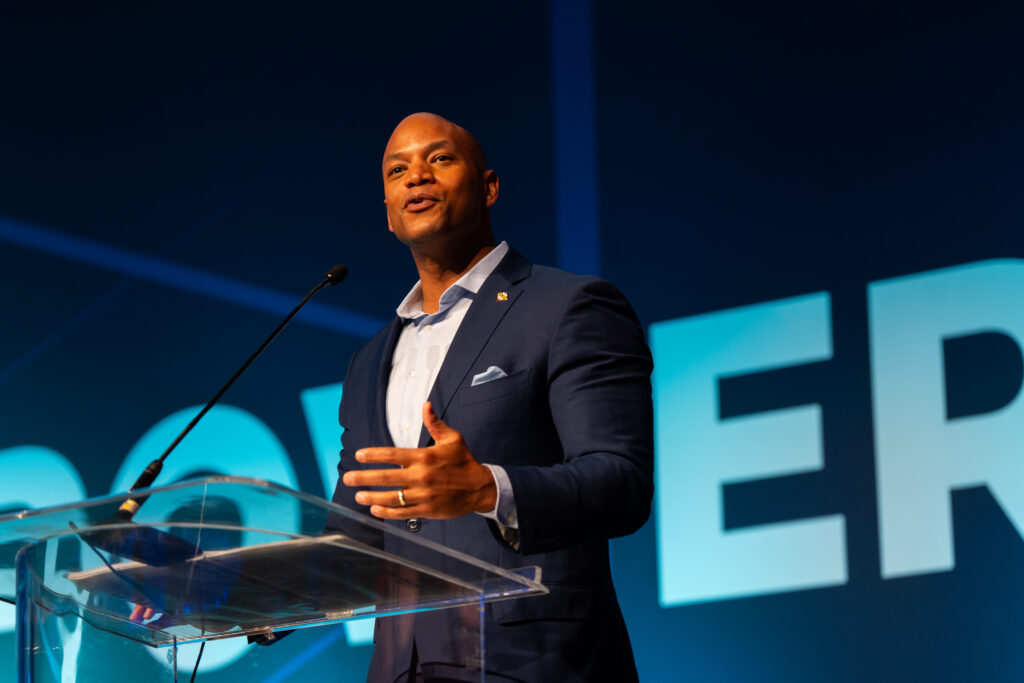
[[384, 112, 487, 174]]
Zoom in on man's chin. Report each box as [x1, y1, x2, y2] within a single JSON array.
[[394, 224, 446, 248], [392, 216, 491, 256]]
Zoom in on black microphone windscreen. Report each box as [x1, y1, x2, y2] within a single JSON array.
[[325, 264, 349, 285]]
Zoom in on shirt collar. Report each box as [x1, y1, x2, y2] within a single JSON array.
[[395, 241, 510, 321]]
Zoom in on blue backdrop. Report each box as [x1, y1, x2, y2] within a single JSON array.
[[2, 2, 1023, 680]]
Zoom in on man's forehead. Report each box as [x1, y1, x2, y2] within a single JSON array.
[[383, 137, 457, 163], [382, 113, 484, 167]]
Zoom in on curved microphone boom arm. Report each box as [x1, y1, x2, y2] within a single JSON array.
[[115, 264, 349, 521]]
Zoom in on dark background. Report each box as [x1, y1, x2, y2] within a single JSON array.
[[1, 2, 1022, 681]]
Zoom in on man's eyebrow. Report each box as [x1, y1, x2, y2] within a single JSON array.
[[383, 139, 456, 163]]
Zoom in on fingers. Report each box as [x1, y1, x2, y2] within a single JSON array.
[[352, 488, 429, 519], [354, 447, 413, 466], [368, 503, 431, 519], [129, 604, 156, 624], [354, 489, 414, 508], [129, 604, 146, 623], [422, 402, 455, 442], [343, 446, 418, 488], [343, 467, 410, 488]]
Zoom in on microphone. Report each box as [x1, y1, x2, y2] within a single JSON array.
[[115, 264, 349, 521]]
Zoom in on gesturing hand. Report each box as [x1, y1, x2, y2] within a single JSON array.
[[342, 402, 497, 520]]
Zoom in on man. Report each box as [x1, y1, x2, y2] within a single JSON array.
[[330, 113, 653, 682]]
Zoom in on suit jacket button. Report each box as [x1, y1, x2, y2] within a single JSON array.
[[406, 518, 421, 532]]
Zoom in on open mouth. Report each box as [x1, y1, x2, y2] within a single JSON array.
[[404, 194, 439, 211]]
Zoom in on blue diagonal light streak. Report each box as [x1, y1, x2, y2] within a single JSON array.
[[259, 626, 351, 683], [0, 215, 386, 338], [0, 277, 135, 387]]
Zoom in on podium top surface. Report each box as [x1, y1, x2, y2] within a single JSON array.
[[2, 476, 545, 647]]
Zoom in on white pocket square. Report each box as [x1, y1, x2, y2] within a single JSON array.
[[471, 366, 508, 386]]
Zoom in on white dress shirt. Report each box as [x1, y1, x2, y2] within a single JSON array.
[[386, 241, 517, 528]]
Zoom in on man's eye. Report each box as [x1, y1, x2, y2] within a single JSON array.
[[387, 166, 405, 176], [433, 154, 452, 163]]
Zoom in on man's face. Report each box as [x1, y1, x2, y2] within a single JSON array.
[[381, 114, 496, 249]]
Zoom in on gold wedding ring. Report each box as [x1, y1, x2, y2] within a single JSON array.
[[397, 489, 408, 507]]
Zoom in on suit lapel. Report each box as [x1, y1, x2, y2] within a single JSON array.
[[418, 248, 532, 447]]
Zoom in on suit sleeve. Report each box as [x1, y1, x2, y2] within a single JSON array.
[[500, 279, 654, 554]]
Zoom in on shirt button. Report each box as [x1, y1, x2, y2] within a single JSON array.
[[409, 370, 417, 377], [406, 518, 421, 532], [402, 422, 410, 431], [424, 325, 432, 332]]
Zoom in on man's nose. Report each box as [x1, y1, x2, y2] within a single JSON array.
[[405, 160, 434, 185]]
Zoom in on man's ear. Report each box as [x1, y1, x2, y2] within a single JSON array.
[[385, 200, 395, 233], [483, 170, 499, 207]]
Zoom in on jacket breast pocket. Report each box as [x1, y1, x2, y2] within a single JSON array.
[[455, 368, 531, 406]]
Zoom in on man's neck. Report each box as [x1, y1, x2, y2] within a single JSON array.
[[411, 241, 496, 314]]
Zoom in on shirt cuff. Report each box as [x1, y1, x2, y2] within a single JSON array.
[[478, 464, 519, 529]]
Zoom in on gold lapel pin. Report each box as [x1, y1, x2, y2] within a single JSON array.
[[496, 291, 509, 302]]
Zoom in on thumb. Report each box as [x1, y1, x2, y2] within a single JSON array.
[[422, 402, 455, 442]]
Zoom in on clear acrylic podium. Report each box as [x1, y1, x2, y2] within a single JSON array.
[[0, 476, 547, 682]]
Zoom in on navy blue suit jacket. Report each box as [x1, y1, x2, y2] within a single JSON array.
[[330, 248, 653, 682]]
